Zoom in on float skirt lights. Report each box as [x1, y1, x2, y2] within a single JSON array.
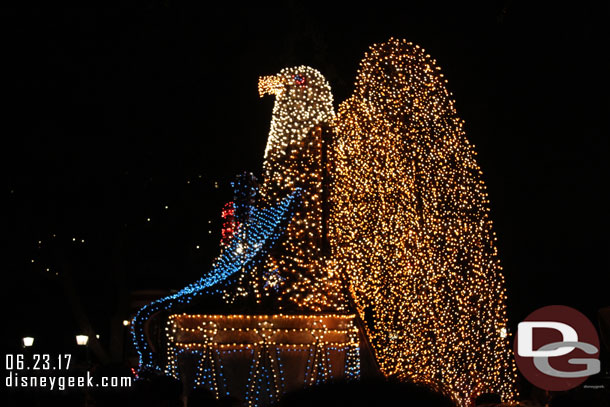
[[165, 314, 361, 407]]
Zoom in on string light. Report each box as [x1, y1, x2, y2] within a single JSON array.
[[129, 39, 516, 407], [221, 201, 239, 247], [165, 314, 360, 406], [132, 182, 302, 371], [329, 38, 516, 405], [258, 66, 347, 311]]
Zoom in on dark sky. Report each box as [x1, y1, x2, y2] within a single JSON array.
[[2, 3, 608, 352]]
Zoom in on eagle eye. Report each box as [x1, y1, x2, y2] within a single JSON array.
[[293, 74, 306, 86]]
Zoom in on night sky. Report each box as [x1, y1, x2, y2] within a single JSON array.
[[3, 3, 607, 354]]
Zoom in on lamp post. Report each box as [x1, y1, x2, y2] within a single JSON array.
[[22, 337, 34, 348], [76, 335, 90, 368], [122, 319, 130, 363], [21, 337, 35, 373]]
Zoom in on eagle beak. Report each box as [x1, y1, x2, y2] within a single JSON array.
[[258, 74, 284, 98]]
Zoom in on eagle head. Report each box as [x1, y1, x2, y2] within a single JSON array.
[[258, 66, 334, 160]]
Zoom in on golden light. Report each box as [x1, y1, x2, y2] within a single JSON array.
[[258, 75, 284, 98], [328, 38, 517, 405]]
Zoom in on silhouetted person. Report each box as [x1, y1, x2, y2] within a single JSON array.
[[217, 395, 243, 407], [275, 379, 455, 407], [187, 387, 217, 407], [475, 392, 501, 406], [133, 375, 182, 407]]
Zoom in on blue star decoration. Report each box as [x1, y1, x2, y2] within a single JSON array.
[[263, 266, 286, 292]]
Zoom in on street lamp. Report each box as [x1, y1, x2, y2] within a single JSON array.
[[75, 335, 89, 346], [22, 337, 34, 348], [122, 319, 130, 327], [76, 335, 90, 369]]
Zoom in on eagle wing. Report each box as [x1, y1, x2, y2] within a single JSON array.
[[330, 38, 516, 404]]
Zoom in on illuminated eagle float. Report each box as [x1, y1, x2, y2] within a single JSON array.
[[133, 38, 516, 407]]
